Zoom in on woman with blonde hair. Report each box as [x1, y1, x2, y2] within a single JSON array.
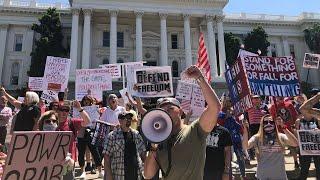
[[242, 114, 298, 179]]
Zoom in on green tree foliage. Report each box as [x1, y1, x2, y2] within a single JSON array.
[[304, 23, 320, 54], [244, 26, 270, 56], [28, 8, 67, 77], [224, 32, 241, 66]]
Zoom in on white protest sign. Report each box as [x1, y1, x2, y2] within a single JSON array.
[[119, 88, 129, 104], [41, 90, 59, 103], [126, 62, 144, 93], [297, 130, 320, 155], [175, 80, 193, 100], [237, 49, 258, 60], [28, 77, 43, 91], [99, 64, 122, 78], [73, 105, 100, 126], [133, 66, 173, 97], [303, 53, 320, 69], [76, 69, 112, 101], [190, 84, 205, 117], [42, 56, 71, 92]]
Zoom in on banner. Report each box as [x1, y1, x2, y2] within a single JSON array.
[[225, 58, 253, 116], [42, 56, 71, 92], [243, 56, 301, 97], [132, 66, 173, 97], [91, 121, 112, 146], [303, 53, 320, 69], [76, 69, 112, 101], [297, 130, 320, 155], [73, 105, 100, 123], [2, 131, 72, 180], [41, 90, 59, 103], [99, 64, 122, 78], [28, 77, 43, 91]]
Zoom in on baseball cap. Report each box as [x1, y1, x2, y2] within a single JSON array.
[[252, 95, 260, 98], [157, 97, 181, 108], [118, 111, 134, 121]]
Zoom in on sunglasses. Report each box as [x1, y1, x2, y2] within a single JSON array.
[[59, 108, 69, 112], [263, 120, 275, 125], [45, 119, 58, 124]]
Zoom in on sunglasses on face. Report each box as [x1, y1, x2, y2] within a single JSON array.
[[263, 120, 275, 125], [59, 108, 69, 112], [45, 119, 58, 124]]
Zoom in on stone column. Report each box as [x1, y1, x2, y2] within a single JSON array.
[[282, 36, 290, 56], [135, 11, 144, 62], [183, 14, 192, 68], [0, 24, 8, 84], [159, 13, 168, 66], [109, 10, 119, 64], [206, 14, 218, 78], [81, 9, 92, 69], [216, 15, 226, 76], [70, 8, 80, 79]]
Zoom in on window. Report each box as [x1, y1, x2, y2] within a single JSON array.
[[172, 61, 179, 77], [103, 31, 110, 47], [103, 58, 109, 64], [14, 34, 23, 51], [171, 34, 178, 49], [117, 58, 124, 63], [117, 32, 124, 47], [289, 44, 295, 58], [145, 61, 157, 66], [270, 43, 277, 57], [10, 62, 20, 85]]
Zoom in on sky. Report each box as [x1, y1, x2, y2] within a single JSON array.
[[39, 0, 320, 16]]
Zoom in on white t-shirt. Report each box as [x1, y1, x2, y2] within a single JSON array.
[[100, 106, 125, 126]]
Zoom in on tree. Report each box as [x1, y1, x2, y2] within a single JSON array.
[[224, 32, 241, 66], [304, 23, 320, 54], [28, 8, 67, 77], [244, 26, 270, 56]]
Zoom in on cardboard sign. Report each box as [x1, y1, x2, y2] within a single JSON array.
[[175, 81, 193, 100], [303, 53, 320, 69], [126, 62, 144, 93], [225, 58, 253, 116], [99, 64, 122, 78], [41, 90, 59, 103], [91, 121, 112, 146], [190, 84, 205, 117], [243, 56, 301, 97], [2, 131, 72, 180], [76, 69, 112, 101], [42, 56, 71, 92], [297, 130, 320, 155], [28, 77, 43, 91], [132, 66, 173, 97], [73, 105, 100, 126]]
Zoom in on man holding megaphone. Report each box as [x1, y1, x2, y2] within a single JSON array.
[[143, 65, 221, 180]]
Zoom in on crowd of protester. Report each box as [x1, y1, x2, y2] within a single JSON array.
[[0, 66, 319, 180]]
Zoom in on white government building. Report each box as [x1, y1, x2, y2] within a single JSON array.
[[0, 0, 319, 95]]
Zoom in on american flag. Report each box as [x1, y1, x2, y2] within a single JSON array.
[[196, 33, 211, 82]]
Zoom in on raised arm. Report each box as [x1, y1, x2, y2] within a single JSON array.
[[185, 66, 221, 133], [300, 92, 320, 120], [276, 117, 298, 147], [73, 100, 91, 127], [126, 92, 147, 115], [0, 87, 22, 109], [242, 120, 255, 150]]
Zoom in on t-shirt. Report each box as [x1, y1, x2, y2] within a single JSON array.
[[249, 134, 288, 180], [100, 106, 125, 126], [156, 120, 208, 180], [14, 103, 40, 131], [270, 101, 298, 131], [204, 125, 232, 172], [124, 131, 138, 180]]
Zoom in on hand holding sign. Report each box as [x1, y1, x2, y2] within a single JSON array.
[[185, 66, 203, 79]]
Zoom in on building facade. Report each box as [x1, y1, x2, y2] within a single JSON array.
[[0, 0, 319, 94]]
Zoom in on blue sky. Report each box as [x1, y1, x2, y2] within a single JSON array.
[[39, 0, 320, 16]]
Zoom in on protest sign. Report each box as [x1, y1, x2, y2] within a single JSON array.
[[297, 130, 320, 155], [91, 121, 112, 146], [3, 131, 72, 180], [28, 77, 43, 91], [42, 56, 71, 92], [132, 66, 173, 97], [73, 105, 100, 124], [41, 90, 59, 103], [237, 49, 258, 60], [17, 97, 24, 103], [225, 58, 253, 116], [76, 69, 112, 101], [126, 62, 144, 93], [99, 64, 122, 78], [190, 84, 206, 117], [175, 81, 193, 100], [119, 88, 129, 104], [303, 53, 320, 69], [243, 56, 301, 97]]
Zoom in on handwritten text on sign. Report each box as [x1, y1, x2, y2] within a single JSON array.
[[42, 56, 71, 92], [28, 77, 43, 91], [133, 66, 173, 97], [99, 64, 121, 78], [243, 56, 300, 97], [3, 131, 72, 180], [297, 130, 320, 156]]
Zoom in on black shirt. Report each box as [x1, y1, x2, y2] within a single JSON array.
[[14, 103, 40, 131], [123, 131, 138, 180], [204, 125, 232, 171]]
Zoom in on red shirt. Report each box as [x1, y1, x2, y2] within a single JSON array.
[[270, 101, 298, 131]]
